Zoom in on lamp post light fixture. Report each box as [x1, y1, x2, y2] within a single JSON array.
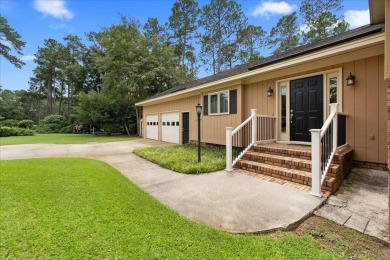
[[346, 72, 355, 86], [196, 102, 202, 163], [267, 87, 274, 97]]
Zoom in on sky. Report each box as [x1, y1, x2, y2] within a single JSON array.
[[1, 0, 370, 91]]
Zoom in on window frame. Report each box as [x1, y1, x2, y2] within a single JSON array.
[[208, 90, 230, 115]]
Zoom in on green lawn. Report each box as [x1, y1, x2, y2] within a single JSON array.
[[133, 144, 225, 174], [0, 133, 138, 146], [0, 158, 343, 259]]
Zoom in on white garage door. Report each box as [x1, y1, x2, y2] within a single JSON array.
[[146, 114, 159, 140], [161, 112, 180, 144]]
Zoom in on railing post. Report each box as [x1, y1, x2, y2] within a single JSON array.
[[330, 103, 338, 149], [226, 127, 233, 172], [310, 129, 323, 197], [251, 109, 257, 144]]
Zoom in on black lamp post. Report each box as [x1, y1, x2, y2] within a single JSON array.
[[196, 102, 202, 163]]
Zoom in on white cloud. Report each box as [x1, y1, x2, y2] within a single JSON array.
[[344, 9, 369, 29], [250, 1, 296, 18], [21, 55, 36, 62], [34, 0, 74, 20], [49, 23, 68, 29]]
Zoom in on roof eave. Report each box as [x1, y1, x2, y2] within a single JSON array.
[[369, 0, 385, 24], [136, 32, 385, 107]]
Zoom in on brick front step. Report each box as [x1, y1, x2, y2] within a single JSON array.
[[242, 151, 341, 174], [236, 159, 335, 191], [252, 145, 311, 160]]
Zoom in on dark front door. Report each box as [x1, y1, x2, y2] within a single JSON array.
[[182, 112, 189, 144], [290, 75, 323, 142]]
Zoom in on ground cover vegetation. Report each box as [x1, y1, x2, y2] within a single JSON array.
[[133, 144, 226, 173], [2, 158, 384, 259], [1, 0, 350, 135], [0, 133, 137, 146]]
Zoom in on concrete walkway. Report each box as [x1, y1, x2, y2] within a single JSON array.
[[0, 139, 325, 233], [315, 167, 389, 243]]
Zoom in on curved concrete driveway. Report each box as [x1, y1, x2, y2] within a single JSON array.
[[0, 139, 324, 233]]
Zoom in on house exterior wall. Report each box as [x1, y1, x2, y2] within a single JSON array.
[[142, 84, 243, 145], [142, 46, 386, 164], [385, 0, 390, 241], [201, 84, 243, 145], [143, 95, 200, 143], [242, 55, 386, 164]]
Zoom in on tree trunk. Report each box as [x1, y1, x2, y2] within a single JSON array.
[[124, 122, 130, 136], [135, 105, 141, 136], [68, 84, 71, 122], [59, 80, 64, 115], [47, 78, 51, 115]]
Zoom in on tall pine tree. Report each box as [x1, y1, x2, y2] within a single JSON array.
[[168, 0, 199, 76], [300, 0, 349, 44], [267, 12, 300, 55], [199, 0, 247, 74]]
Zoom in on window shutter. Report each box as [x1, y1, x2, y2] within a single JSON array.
[[229, 89, 237, 114], [203, 95, 208, 116]]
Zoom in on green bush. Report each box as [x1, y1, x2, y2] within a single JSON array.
[[0, 127, 35, 137], [0, 119, 19, 127], [37, 115, 68, 133], [18, 120, 35, 129], [59, 125, 73, 133]]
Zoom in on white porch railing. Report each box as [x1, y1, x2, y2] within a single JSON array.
[[310, 103, 339, 197], [226, 109, 276, 171]]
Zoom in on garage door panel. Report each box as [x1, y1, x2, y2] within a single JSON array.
[[146, 114, 158, 140], [162, 112, 179, 144]]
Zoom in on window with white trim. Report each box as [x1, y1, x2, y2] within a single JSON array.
[[209, 90, 229, 115]]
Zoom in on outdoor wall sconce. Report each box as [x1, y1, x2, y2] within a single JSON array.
[[195, 102, 202, 163], [267, 87, 273, 97], [346, 72, 355, 86]]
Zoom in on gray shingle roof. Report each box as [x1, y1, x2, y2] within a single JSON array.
[[142, 23, 384, 103]]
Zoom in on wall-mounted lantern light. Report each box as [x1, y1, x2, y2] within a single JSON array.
[[267, 87, 273, 97], [346, 72, 355, 86], [195, 102, 202, 163]]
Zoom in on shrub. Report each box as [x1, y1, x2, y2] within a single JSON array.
[[37, 115, 68, 133], [59, 125, 73, 133], [0, 127, 35, 137], [0, 119, 19, 127], [18, 120, 35, 129]]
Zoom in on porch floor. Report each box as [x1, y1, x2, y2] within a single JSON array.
[[314, 167, 389, 243], [256, 142, 312, 152]]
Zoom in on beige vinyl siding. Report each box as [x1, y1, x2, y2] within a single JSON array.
[[243, 80, 275, 118], [342, 55, 387, 164], [201, 85, 243, 145]]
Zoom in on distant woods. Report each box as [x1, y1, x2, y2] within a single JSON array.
[[1, 0, 350, 135]]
